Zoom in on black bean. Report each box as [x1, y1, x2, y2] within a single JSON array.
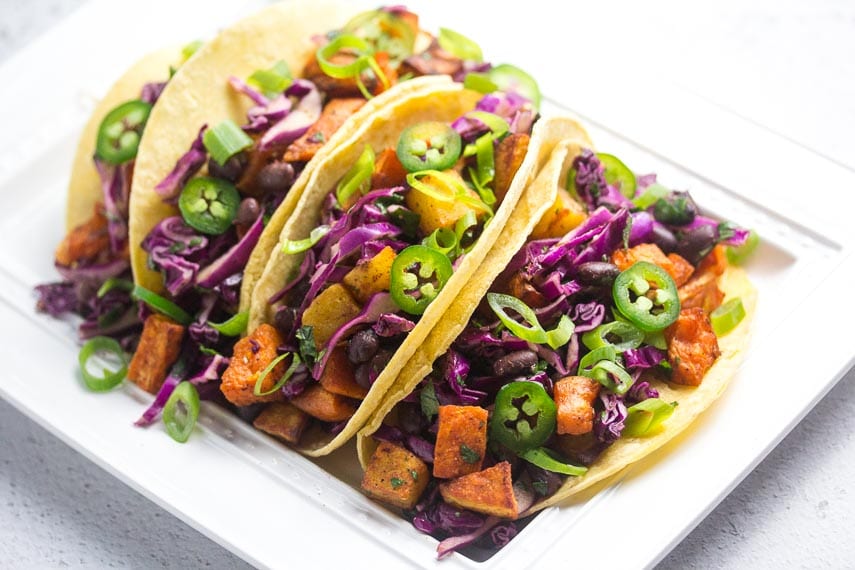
[[255, 161, 295, 194], [273, 307, 297, 334], [651, 224, 678, 253], [675, 224, 717, 265], [207, 152, 248, 182], [576, 261, 621, 287], [347, 329, 380, 364], [354, 364, 371, 389], [493, 350, 538, 377], [234, 197, 261, 226]]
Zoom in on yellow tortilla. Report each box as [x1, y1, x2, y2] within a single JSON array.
[[66, 47, 180, 231], [356, 132, 757, 514], [251, 98, 588, 457]]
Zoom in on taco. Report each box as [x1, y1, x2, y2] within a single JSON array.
[[354, 131, 757, 559], [35, 45, 191, 341], [220, 74, 587, 455]]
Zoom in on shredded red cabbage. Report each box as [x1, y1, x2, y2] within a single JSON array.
[[154, 126, 208, 201]]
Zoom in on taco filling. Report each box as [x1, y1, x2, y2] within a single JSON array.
[[221, 84, 539, 450], [358, 150, 756, 560]]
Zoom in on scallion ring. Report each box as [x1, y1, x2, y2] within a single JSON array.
[[487, 293, 574, 349], [78, 336, 127, 392], [203, 119, 254, 167], [281, 225, 331, 255], [253, 352, 302, 396], [336, 145, 375, 206], [208, 312, 249, 337], [162, 381, 200, 444], [131, 285, 192, 326]]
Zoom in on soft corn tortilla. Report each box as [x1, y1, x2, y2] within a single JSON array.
[[129, 0, 443, 297], [66, 47, 180, 231], [251, 97, 587, 457], [356, 132, 757, 514]]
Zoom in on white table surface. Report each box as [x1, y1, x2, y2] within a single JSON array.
[[1, 0, 853, 568]]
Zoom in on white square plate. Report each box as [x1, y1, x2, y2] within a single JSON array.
[[1, 1, 854, 568]]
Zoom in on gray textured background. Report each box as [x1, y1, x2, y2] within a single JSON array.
[[1, 0, 853, 568]]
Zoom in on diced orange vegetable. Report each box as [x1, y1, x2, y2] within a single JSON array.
[[679, 271, 724, 314], [696, 244, 728, 277], [342, 246, 396, 304], [433, 405, 488, 479], [319, 346, 368, 400], [493, 133, 530, 203], [530, 187, 587, 239], [235, 147, 276, 197], [665, 307, 721, 386], [55, 204, 112, 266], [220, 324, 286, 406], [283, 98, 367, 163], [289, 384, 357, 423], [301, 283, 362, 349], [612, 243, 695, 287], [554, 375, 601, 435], [253, 402, 310, 445], [361, 441, 430, 510], [405, 170, 482, 235], [371, 148, 409, 190], [439, 461, 519, 519], [508, 272, 548, 309], [127, 314, 185, 394]]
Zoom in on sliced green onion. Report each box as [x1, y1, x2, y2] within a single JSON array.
[[520, 447, 588, 477], [437, 27, 483, 62], [208, 312, 248, 337], [316, 34, 388, 99], [181, 40, 204, 62], [577, 345, 618, 376], [131, 285, 192, 326], [254, 352, 302, 396], [589, 360, 634, 395], [162, 382, 200, 444], [78, 336, 127, 392], [96, 277, 134, 298], [487, 293, 574, 350], [632, 183, 670, 209], [582, 321, 645, 352], [474, 132, 495, 189], [488, 64, 541, 111], [281, 225, 330, 255], [248, 60, 292, 98], [454, 210, 478, 254], [422, 228, 458, 256], [623, 398, 677, 437], [463, 72, 497, 94], [726, 230, 760, 265], [710, 297, 746, 336], [336, 145, 375, 206], [466, 112, 510, 141], [203, 120, 254, 166]]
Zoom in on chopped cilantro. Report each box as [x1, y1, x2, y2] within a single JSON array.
[[409, 469, 419, 481], [390, 477, 404, 489], [308, 131, 326, 144], [532, 480, 548, 496], [460, 444, 480, 464], [420, 380, 439, 420], [295, 326, 318, 367]]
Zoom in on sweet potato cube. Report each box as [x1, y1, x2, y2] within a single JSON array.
[[55, 204, 111, 266], [283, 98, 366, 163], [679, 271, 724, 314], [696, 244, 728, 277], [554, 376, 601, 436], [361, 441, 430, 510], [405, 171, 483, 234], [665, 307, 721, 386], [220, 324, 286, 406], [612, 243, 695, 287], [493, 133, 530, 203], [508, 272, 548, 309], [433, 405, 488, 479], [667, 253, 695, 287], [371, 148, 409, 190], [439, 461, 519, 519], [319, 346, 368, 400], [342, 246, 396, 304], [530, 187, 587, 239], [289, 384, 357, 423], [253, 402, 310, 445], [302, 283, 361, 349], [127, 314, 185, 394]]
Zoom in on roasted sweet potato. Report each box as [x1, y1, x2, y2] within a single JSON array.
[[55, 204, 112, 266], [253, 402, 310, 445], [289, 384, 357, 422], [493, 133, 530, 203], [371, 148, 409, 190], [342, 246, 396, 304], [554, 376, 601, 435], [612, 243, 694, 287], [399, 45, 463, 78], [530, 187, 587, 240], [283, 98, 367, 163], [301, 283, 362, 349], [319, 346, 368, 400], [362, 441, 430, 510], [508, 272, 548, 309], [439, 461, 519, 519], [433, 405, 488, 479], [679, 271, 724, 314], [665, 307, 720, 386], [220, 324, 286, 406], [696, 244, 728, 277], [127, 314, 185, 394], [405, 170, 482, 234]]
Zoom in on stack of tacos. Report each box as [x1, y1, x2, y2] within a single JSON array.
[[36, 0, 758, 562]]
